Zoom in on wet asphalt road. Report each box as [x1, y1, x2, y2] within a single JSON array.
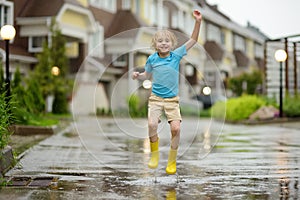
[[1, 116, 300, 200]]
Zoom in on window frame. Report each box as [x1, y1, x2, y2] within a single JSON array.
[[112, 53, 128, 67], [0, 1, 14, 27], [28, 36, 46, 53], [233, 33, 247, 52]]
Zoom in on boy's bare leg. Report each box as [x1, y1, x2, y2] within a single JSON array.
[[169, 120, 180, 149], [148, 118, 159, 142]]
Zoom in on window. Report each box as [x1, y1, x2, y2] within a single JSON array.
[[135, 0, 140, 16], [178, 11, 185, 30], [89, 24, 104, 58], [89, 0, 116, 12], [151, 0, 158, 25], [186, 13, 194, 35], [254, 43, 264, 58], [144, 0, 149, 18], [29, 36, 46, 52], [221, 31, 225, 46], [113, 54, 127, 67], [122, 0, 131, 9], [0, 1, 13, 27], [163, 7, 169, 27], [171, 11, 178, 29], [207, 23, 222, 44], [233, 34, 246, 52]]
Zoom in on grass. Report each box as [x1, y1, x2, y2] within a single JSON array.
[[26, 113, 71, 126]]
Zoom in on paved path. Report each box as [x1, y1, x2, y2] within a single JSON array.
[[1, 116, 300, 199]]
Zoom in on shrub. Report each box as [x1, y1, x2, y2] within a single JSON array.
[[211, 95, 266, 122], [0, 65, 5, 94], [210, 101, 226, 120], [283, 95, 300, 117], [11, 67, 30, 124], [228, 70, 263, 96], [52, 87, 69, 114], [0, 65, 15, 133], [0, 92, 12, 149], [127, 94, 140, 117], [127, 94, 147, 118], [226, 95, 266, 121], [96, 107, 112, 116], [25, 78, 45, 114]]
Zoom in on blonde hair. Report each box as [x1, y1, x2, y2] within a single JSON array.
[[151, 29, 178, 51]]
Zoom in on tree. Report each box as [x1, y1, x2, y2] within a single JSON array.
[[25, 76, 45, 114], [11, 67, 29, 124], [50, 19, 71, 114], [30, 18, 71, 114], [228, 70, 263, 96], [32, 42, 54, 100], [50, 21, 68, 78]]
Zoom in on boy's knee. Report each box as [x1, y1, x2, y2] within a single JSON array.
[[148, 120, 158, 130], [170, 123, 180, 134]]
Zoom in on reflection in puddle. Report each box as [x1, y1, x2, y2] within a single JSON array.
[[165, 188, 176, 200]]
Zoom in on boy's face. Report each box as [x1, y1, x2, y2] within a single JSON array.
[[155, 35, 173, 56]]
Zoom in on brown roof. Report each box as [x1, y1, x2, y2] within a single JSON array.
[[89, 6, 115, 33], [17, 0, 64, 17], [105, 10, 144, 38], [16, 0, 84, 18]]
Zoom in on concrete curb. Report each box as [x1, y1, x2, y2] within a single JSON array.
[[0, 146, 14, 177], [9, 125, 59, 136]]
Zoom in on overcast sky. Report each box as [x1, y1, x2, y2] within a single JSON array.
[[205, 0, 300, 39]]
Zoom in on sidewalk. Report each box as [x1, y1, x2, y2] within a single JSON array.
[[1, 116, 300, 199], [271, 120, 300, 129]]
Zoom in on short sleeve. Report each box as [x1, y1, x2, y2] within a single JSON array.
[[144, 56, 153, 73], [173, 45, 187, 58]]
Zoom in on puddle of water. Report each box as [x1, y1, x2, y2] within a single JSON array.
[[3, 168, 299, 200]]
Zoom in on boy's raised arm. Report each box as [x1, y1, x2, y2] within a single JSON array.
[[185, 10, 202, 51]]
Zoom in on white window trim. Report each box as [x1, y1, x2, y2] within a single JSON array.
[[233, 34, 246, 52], [89, 23, 104, 58], [0, 1, 14, 27], [90, 0, 116, 13], [162, 7, 169, 28], [171, 11, 179, 29], [122, 0, 131, 10], [112, 54, 127, 67], [28, 36, 44, 53]]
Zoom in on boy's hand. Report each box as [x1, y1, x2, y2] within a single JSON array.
[[193, 9, 202, 22], [132, 71, 140, 80]]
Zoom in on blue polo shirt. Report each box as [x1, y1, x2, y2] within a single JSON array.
[[145, 45, 187, 98]]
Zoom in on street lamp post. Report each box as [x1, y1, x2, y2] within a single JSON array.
[[274, 49, 287, 118], [0, 25, 16, 106]]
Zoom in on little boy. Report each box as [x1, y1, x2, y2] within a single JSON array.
[[132, 10, 202, 174]]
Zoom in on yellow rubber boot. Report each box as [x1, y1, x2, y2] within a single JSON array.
[[148, 139, 159, 169], [166, 189, 176, 200], [166, 149, 177, 174]]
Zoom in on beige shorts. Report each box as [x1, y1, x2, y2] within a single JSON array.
[[148, 93, 182, 123]]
